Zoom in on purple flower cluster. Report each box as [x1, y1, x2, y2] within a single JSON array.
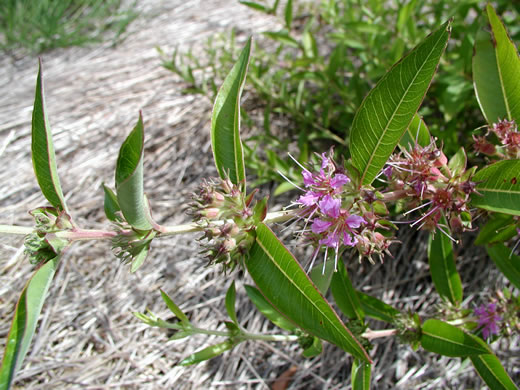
[[474, 303, 502, 339], [293, 151, 394, 269]]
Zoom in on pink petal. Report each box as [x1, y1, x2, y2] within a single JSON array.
[[330, 174, 350, 189], [318, 195, 341, 218], [345, 214, 366, 229], [302, 170, 315, 186], [343, 233, 358, 246], [319, 232, 339, 248], [298, 191, 321, 206], [311, 218, 333, 234]]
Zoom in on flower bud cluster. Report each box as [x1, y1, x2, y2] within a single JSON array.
[[385, 139, 476, 236], [189, 178, 265, 271], [24, 207, 72, 264], [293, 150, 396, 268], [473, 289, 520, 340], [473, 119, 520, 159]]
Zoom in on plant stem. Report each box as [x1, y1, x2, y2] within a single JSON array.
[[0, 224, 33, 235], [189, 325, 299, 342]]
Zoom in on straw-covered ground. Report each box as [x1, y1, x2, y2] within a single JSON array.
[[0, 1, 518, 389]]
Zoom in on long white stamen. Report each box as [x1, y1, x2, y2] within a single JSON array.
[[436, 224, 459, 244], [509, 239, 520, 258], [307, 246, 320, 273], [404, 200, 433, 215], [410, 206, 439, 227], [288, 153, 308, 171], [277, 170, 304, 191]]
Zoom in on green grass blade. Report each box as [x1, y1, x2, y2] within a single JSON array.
[[473, 5, 520, 123], [211, 37, 251, 188], [0, 256, 60, 389], [225, 281, 239, 325], [427, 226, 463, 305], [31, 59, 68, 212], [115, 112, 152, 231], [350, 20, 451, 186], [471, 353, 519, 390], [470, 160, 520, 216], [246, 223, 371, 363], [486, 244, 520, 290], [420, 319, 489, 357]]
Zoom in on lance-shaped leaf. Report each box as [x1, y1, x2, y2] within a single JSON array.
[[225, 281, 239, 326], [420, 319, 489, 357], [351, 359, 371, 390], [102, 184, 121, 222], [470, 160, 520, 216], [486, 244, 520, 290], [470, 353, 519, 390], [399, 114, 430, 150], [211, 37, 251, 188], [244, 284, 296, 332], [160, 289, 190, 325], [475, 213, 517, 245], [350, 20, 451, 185], [356, 291, 400, 324], [473, 4, 520, 124], [331, 260, 364, 321], [179, 340, 235, 366], [246, 223, 371, 363], [0, 256, 60, 389], [115, 113, 152, 231], [427, 225, 463, 305], [31, 59, 68, 213]]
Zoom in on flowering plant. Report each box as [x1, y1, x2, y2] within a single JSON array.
[[1, 4, 519, 389]]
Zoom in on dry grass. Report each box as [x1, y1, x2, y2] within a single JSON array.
[[0, 1, 518, 389]]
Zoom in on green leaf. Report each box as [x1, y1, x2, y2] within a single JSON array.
[[263, 31, 300, 48], [31, 59, 68, 213], [239, 1, 269, 13], [420, 319, 490, 357], [475, 214, 517, 245], [330, 260, 365, 321], [179, 340, 235, 366], [448, 147, 467, 177], [486, 244, 520, 290], [471, 353, 519, 390], [225, 281, 239, 325], [244, 284, 296, 332], [211, 37, 251, 188], [356, 291, 400, 324], [246, 223, 371, 363], [427, 226, 463, 305], [0, 256, 60, 389], [160, 289, 190, 325], [470, 160, 520, 216], [399, 114, 431, 150], [350, 20, 451, 185], [102, 184, 121, 222], [472, 5, 520, 123], [351, 359, 371, 390], [115, 112, 152, 231], [309, 258, 335, 295], [284, 0, 293, 30]]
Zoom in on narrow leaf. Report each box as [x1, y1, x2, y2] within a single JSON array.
[[475, 213, 517, 245], [470, 160, 520, 216], [284, 0, 293, 30], [246, 223, 371, 363], [309, 259, 335, 295], [31, 59, 68, 212], [225, 281, 239, 325], [0, 256, 60, 389], [421, 319, 489, 357], [239, 1, 269, 13], [399, 114, 431, 150], [244, 284, 296, 332], [330, 260, 365, 321], [179, 340, 235, 366], [352, 359, 371, 390], [115, 112, 152, 231], [473, 5, 520, 123], [471, 353, 519, 390], [102, 184, 121, 222], [427, 226, 463, 305], [350, 20, 451, 185], [211, 37, 251, 188], [159, 289, 190, 325], [356, 291, 400, 324], [486, 244, 520, 290]]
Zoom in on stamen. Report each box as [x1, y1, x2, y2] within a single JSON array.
[[288, 153, 308, 171], [410, 206, 439, 227], [403, 200, 433, 215], [436, 224, 459, 244], [276, 170, 304, 191]]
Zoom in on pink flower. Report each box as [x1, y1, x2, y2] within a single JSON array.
[[311, 219, 333, 234], [345, 215, 366, 229], [330, 174, 350, 189], [318, 195, 341, 218], [474, 303, 501, 339], [298, 191, 321, 206]]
